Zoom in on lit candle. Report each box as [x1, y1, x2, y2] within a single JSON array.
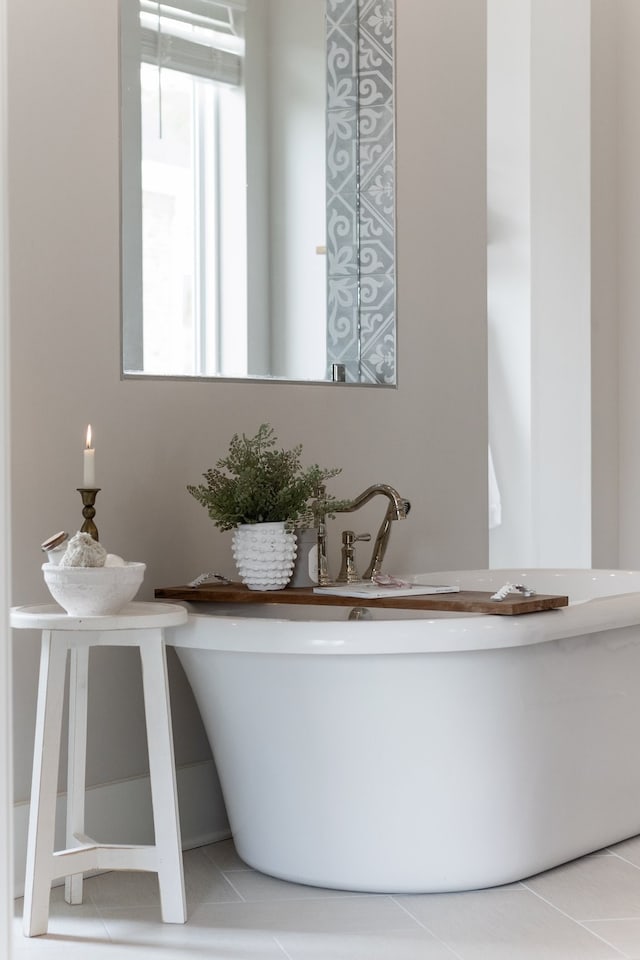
[[83, 425, 96, 487]]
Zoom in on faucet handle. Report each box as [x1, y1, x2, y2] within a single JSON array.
[[337, 530, 371, 583], [341, 530, 372, 552], [353, 532, 371, 545]]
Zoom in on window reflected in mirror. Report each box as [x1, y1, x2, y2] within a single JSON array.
[[120, 0, 395, 385]]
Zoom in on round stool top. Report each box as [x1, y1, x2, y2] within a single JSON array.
[[10, 601, 188, 631]]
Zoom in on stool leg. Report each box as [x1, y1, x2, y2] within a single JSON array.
[[65, 645, 89, 905], [139, 632, 186, 923], [23, 632, 68, 937]]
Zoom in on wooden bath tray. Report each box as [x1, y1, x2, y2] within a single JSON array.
[[154, 582, 569, 616]]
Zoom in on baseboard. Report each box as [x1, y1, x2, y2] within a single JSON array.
[[13, 759, 230, 898]]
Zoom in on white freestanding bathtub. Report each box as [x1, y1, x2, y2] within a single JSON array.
[[167, 569, 640, 893]]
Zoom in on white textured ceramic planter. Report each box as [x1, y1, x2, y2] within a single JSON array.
[[231, 522, 297, 591]]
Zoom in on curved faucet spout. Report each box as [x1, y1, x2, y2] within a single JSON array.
[[338, 484, 411, 580], [342, 484, 410, 520]]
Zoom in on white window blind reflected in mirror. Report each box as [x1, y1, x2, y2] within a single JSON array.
[[140, 1, 247, 376]]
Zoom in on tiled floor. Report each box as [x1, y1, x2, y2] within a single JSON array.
[[13, 835, 640, 959]]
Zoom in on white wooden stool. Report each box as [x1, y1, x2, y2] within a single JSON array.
[[10, 601, 189, 937]]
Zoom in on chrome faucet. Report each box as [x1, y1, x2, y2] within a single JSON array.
[[337, 484, 411, 580], [312, 483, 410, 584]]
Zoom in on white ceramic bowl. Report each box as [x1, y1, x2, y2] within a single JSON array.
[[42, 562, 146, 616]]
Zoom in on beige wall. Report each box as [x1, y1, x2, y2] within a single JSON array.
[[7, 0, 488, 816], [1, 0, 14, 937], [591, 0, 620, 568], [615, 1, 640, 569], [590, 0, 640, 570]]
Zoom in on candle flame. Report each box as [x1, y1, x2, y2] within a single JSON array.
[[85, 424, 93, 450]]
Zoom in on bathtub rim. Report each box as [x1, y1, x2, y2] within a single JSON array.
[[165, 568, 640, 656]]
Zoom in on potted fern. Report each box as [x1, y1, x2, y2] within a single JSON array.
[[187, 424, 345, 589]]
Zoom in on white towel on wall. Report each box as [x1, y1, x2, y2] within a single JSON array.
[[489, 446, 502, 529]]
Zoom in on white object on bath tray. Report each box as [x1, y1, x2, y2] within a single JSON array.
[[313, 582, 460, 599], [490, 582, 537, 601]]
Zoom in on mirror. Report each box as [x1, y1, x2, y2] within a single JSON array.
[[120, 0, 396, 385]]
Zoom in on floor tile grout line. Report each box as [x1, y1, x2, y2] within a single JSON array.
[[389, 895, 466, 960], [199, 859, 242, 906], [200, 841, 252, 875], [215, 884, 391, 904], [581, 920, 640, 960], [273, 934, 295, 959], [519, 881, 631, 959], [220, 871, 248, 902], [82, 874, 163, 924], [590, 916, 640, 924], [607, 851, 640, 873], [79, 890, 119, 943]]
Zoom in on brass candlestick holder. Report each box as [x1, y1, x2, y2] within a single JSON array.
[[77, 488, 101, 541]]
